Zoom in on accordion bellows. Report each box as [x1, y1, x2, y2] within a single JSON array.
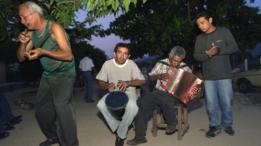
[[161, 67, 203, 105]]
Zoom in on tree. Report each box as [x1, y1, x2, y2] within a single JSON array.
[[0, 0, 149, 42], [108, 0, 197, 61], [0, 0, 110, 81], [107, 0, 261, 62], [1, 0, 260, 61]]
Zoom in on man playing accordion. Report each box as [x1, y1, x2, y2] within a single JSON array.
[[127, 46, 191, 145], [96, 43, 145, 146]]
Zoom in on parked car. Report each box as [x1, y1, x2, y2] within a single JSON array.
[[233, 69, 261, 93]]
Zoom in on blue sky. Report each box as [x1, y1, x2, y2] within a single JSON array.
[[76, 0, 261, 58], [248, 0, 261, 7], [75, 10, 123, 58]]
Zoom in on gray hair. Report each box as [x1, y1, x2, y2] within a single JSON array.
[[168, 46, 186, 59], [22, 1, 43, 16]]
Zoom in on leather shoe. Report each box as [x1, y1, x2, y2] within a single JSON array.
[[39, 138, 59, 146], [165, 125, 177, 135], [224, 126, 235, 136], [0, 131, 9, 139], [115, 136, 124, 146], [4, 123, 15, 131], [127, 138, 147, 145], [10, 115, 22, 125]]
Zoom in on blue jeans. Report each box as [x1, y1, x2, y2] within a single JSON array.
[[82, 71, 93, 101], [204, 79, 233, 128]]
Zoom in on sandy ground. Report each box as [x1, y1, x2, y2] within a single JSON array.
[[0, 84, 261, 146]]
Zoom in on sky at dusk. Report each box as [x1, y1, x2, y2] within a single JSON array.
[[76, 10, 124, 58], [76, 0, 261, 58], [248, 0, 261, 7]]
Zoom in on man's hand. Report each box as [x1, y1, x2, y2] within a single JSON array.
[[17, 30, 33, 62], [159, 73, 169, 81], [25, 48, 43, 60], [19, 30, 30, 45], [206, 43, 219, 57], [117, 80, 128, 91], [108, 83, 116, 92]]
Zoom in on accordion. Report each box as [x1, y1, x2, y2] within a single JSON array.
[[161, 67, 203, 105]]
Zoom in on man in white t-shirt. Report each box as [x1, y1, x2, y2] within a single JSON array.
[[79, 55, 95, 102], [96, 43, 145, 146]]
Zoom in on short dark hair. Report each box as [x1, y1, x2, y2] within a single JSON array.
[[195, 11, 212, 21], [114, 43, 129, 53]]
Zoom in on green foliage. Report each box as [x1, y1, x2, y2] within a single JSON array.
[[0, 0, 22, 42], [108, 0, 192, 58], [72, 41, 107, 72], [83, 0, 148, 24], [0, 0, 147, 42], [67, 21, 107, 71], [0, 0, 110, 82], [107, 0, 261, 62], [85, 0, 139, 13], [1, 0, 261, 62], [42, 0, 82, 26]]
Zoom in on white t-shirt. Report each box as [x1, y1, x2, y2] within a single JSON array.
[[96, 59, 145, 98], [79, 57, 94, 71]]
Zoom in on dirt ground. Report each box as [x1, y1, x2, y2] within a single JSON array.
[[0, 84, 261, 146]]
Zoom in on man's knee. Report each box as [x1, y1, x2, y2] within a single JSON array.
[[97, 99, 106, 111], [126, 101, 138, 113]]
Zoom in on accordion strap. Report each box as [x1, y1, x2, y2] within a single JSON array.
[[157, 60, 188, 69], [38, 32, 51, 48], [158, 61, 170, 66], [37, 21, 53, 48]]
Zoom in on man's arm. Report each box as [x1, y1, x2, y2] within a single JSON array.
[[17, 31, 33, 62], [218, 28, 239, 55], [97, 80, 115, 92], [126, 79, 146, 87], [149, 74, 165, 81], [116, 79, 145, 91], [27, 22, 73, 61], [148, 61, 169, 81], [125, 61, 146, 87]]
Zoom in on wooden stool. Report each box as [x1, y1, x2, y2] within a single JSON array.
[[151, 103, 189, 140]]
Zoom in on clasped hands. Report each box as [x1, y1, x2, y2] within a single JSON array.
[[108, 80, 129, 92], [19, 30, 43, 60], [206, 42, 219, 57], [25, 48, 43, 60]]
